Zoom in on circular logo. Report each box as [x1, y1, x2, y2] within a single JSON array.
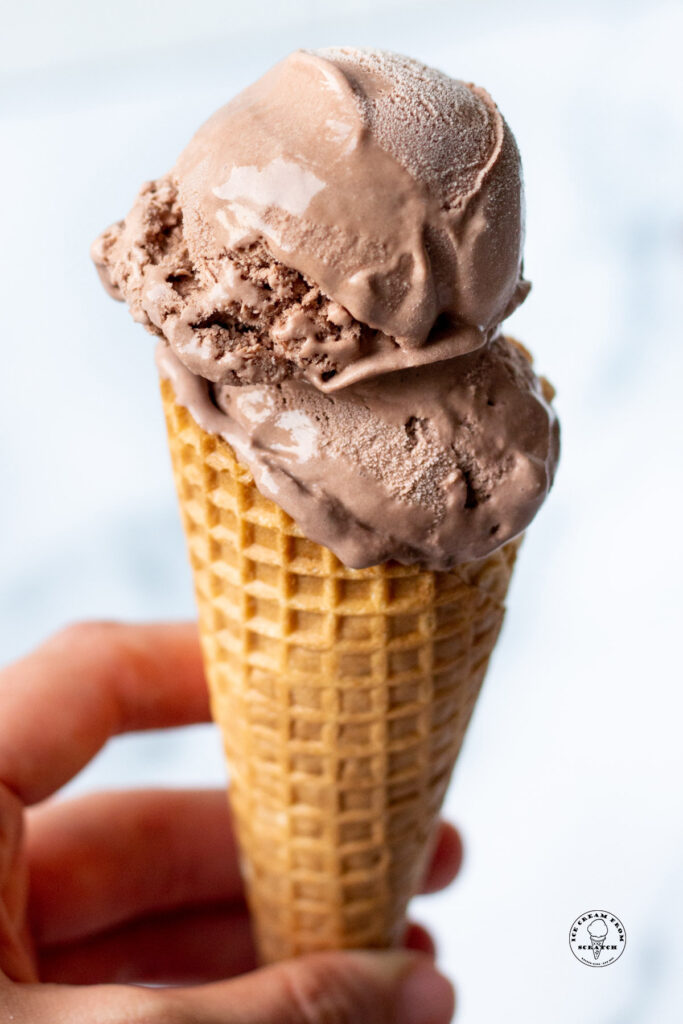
[[569, 910, 626, 967]]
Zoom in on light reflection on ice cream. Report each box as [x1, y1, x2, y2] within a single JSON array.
[[213, 159, 326, 217], [268, 410, 319, 462]]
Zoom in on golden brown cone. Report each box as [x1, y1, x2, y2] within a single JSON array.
[[160, 378, 520, 963]]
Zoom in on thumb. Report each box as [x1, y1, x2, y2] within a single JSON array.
[[5, 949, 454, 1023], [171, 948, 455, 1024]]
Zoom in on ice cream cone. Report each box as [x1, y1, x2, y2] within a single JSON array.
[[587, 920, 608, 960], [160, 377, 522, 963]]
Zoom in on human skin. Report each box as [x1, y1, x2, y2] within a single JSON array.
[[0, 622, 458, 1023]]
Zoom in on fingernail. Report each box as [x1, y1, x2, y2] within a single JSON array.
[[396, 959, 455, 1024]]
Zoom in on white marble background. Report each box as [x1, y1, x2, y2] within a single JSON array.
[[1, 1, 682, 1020]]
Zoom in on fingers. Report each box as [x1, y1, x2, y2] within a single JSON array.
[[168, 950, 455, 1024], [0, 784, 36, 983], [404, 922, 437, 958], [37, 909, 435, 987], [4, 981, 170, 1024], [0, 784, 28, 935], [28, 787, 463, 949], [421, 821, 464, 894], [17, 950, 455, 1024], [0, 621, 209, 805], [27, 790, 240, 946], [37, 915, 437, 988], [37, 903, 257, 985]]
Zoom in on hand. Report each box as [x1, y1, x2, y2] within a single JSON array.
[[0, 622, 459, 1023]]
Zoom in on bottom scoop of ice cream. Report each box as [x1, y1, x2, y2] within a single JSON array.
[[158, 335, 559, 570]]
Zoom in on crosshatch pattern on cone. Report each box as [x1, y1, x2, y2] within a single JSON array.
[[161, 378, 520, 962]]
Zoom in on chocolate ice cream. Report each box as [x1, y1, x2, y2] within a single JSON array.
[[93, 47, 559, 569]]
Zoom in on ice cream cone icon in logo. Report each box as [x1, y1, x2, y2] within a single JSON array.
[[569, 911, 626, 967], [587, 919, 608, 960]]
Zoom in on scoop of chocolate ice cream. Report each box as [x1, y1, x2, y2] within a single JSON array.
[[157, 334, 558, 568], [93, 48, 529, 391]]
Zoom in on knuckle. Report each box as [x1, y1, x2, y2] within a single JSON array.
[[276, 954, 387, 1024], [51, 619, 120, 649], [115, 989, 191, 1024]]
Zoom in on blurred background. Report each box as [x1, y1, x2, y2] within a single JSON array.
[[2, 0, 682, 1019]]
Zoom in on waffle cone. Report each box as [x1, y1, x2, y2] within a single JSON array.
[[160, 378, 520, 963]]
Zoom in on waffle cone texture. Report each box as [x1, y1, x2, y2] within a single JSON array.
[[161, 378, 520, 963]]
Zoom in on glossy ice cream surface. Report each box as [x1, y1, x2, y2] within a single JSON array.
[[94, 47, 559, 569], [94, 48, 529, 390]]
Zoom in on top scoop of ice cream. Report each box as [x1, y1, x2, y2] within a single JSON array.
[[93, 47, 529, 390]]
